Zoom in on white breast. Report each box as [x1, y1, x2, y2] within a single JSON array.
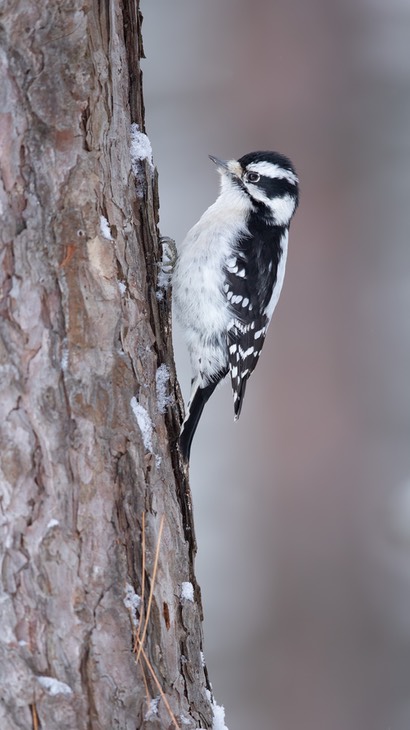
[[173, 190, 250, 337], [173, 187, 250, 379]]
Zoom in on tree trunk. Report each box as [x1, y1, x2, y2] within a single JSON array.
[[0, 2, 213, 728]]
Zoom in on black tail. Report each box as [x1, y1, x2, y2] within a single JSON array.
[[233, 376, 248, 421], [179, 380, 219, 462]]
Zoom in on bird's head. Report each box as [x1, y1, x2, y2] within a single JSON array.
[[209, 150, 299, 226]]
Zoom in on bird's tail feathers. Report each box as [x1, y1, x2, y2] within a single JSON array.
[[233, 376, 248, 421], [179, 373, 225, 462]]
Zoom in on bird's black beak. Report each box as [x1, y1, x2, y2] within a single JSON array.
[[208, 155, 230, 171]]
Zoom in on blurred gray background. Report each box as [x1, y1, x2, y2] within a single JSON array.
[[141, 2, 410, 728]]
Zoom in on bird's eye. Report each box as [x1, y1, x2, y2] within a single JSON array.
[[246, 172, 260, 183]]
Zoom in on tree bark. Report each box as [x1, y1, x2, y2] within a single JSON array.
[[0, 2, 212, 728]]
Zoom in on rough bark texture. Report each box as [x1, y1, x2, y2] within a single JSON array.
[[0, 1, 212, 728]]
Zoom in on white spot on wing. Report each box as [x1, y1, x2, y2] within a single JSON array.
[[240, 346, 255, 359]]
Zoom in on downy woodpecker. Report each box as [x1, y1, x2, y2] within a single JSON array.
[[173, 151, 299, 461]]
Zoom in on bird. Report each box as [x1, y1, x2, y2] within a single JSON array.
[[172, 150, 299, 461]]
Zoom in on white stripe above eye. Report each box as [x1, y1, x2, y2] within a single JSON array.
[[247, 161, 299, 186]]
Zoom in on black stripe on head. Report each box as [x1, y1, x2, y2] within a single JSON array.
[[238, 150, 296, 176], [257, 175, 298, 201]]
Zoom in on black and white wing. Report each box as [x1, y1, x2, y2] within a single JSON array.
[[224, 224, 288, 419]]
